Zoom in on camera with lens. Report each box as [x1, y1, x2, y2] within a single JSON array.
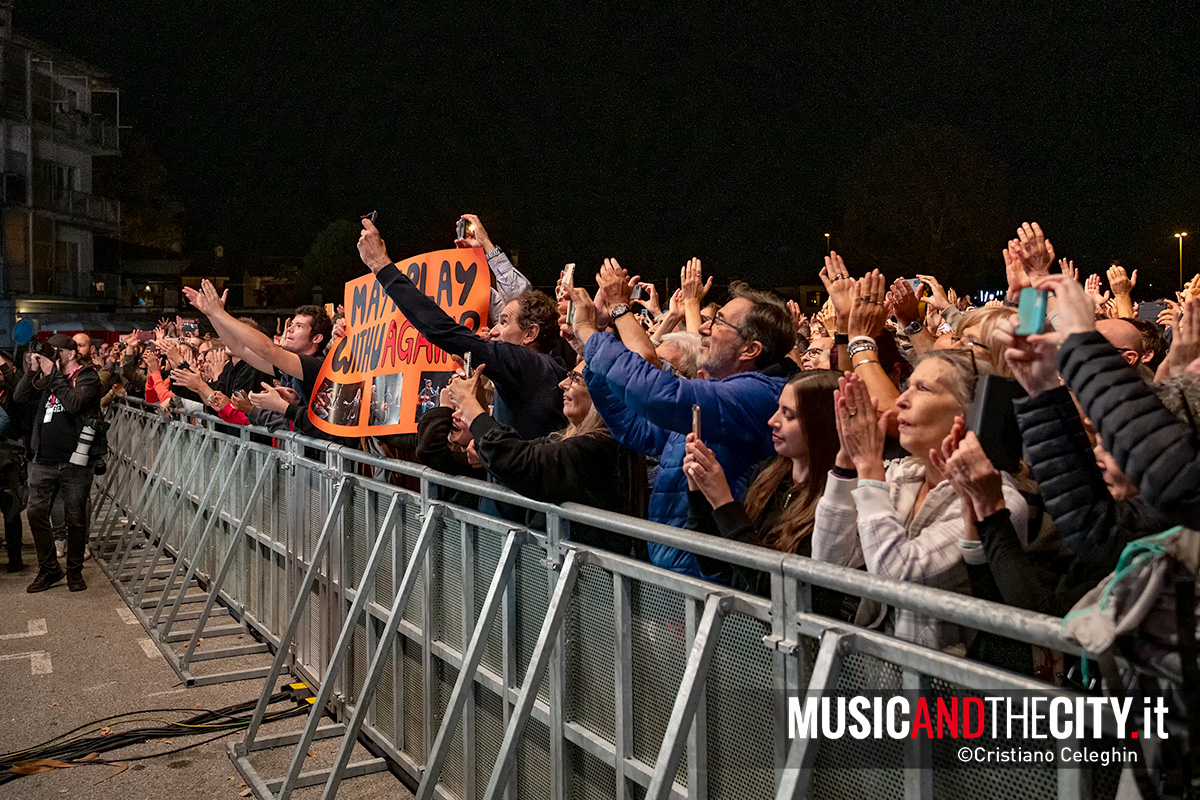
[[69, 416, 109, 474], [29, 339, 59, 359]]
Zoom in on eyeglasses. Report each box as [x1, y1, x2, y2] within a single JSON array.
[[711, 312, 743, 336], [565, 371, 585, 387]]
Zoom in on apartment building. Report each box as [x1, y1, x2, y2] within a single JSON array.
[[0, 1, 121, 343]]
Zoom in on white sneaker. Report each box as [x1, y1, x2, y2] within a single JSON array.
[[55, 540, 66, 558]]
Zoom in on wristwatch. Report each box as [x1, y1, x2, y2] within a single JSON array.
[[903, 319, 923, 336], [610, 304, 632, 321]]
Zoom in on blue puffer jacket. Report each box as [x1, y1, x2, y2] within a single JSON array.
[[583, 332, 786, 580]]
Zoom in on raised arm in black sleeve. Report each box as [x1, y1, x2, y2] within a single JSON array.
[[374, 264, 566, 438], [1058, 331, 1200, 528], [1014, 385, 1167, 575]]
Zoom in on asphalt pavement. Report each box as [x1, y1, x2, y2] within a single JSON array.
[[1, 515, 412, 800]]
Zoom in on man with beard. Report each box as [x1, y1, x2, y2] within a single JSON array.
[[573, 278, 797, 580]]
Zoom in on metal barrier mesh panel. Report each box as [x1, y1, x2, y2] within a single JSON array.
[[705, 610, 776, 800], [566, 740, 617, 800], [515, 543, 551, 705], [927, 676, 1058, 800], [374, 493, 396, 602], [350, 617, 367, 705], [808, 647, 905, 800], [564, 563, 616, 742], [345, 485, 367, 589], [433, 657, 465, 798], [401, 502, 424, 626], [373, 616, 396, 742], [473, 527, 505, 678], [401, 635, 425, 762], [474, 683, 504, 797], [436, 516, 464, 647], [516, 717, 552, 800], [630, 580, 688, 787]]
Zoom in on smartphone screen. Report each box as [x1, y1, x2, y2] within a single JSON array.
[[1015, 288, 1048, 336], [456, 219, 466, 240]]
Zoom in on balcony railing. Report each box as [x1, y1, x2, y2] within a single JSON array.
[[29, 98, 119, 151], [31, 184, 119, 226]]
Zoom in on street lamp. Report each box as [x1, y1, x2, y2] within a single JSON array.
[[824, 233, 831, 253], [1177, 233, 1188, 291]]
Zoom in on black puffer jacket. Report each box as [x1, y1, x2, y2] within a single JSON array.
[[1058, 331, 1200, 528], [1014, 384, 1166, 575]]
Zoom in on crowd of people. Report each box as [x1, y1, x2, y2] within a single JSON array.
[[3, 215, 1199, 685]]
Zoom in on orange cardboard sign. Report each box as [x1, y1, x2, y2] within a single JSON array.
[[306, 248, 489, 436]]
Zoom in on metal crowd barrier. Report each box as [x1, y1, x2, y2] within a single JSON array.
[[88, 400, 1128, 800]]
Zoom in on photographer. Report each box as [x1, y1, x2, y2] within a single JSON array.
[[13, 335, 102, 593]]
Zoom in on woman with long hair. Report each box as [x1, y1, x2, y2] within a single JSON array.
[[682, 372, 852, 608], [447, 360, 646, 557]]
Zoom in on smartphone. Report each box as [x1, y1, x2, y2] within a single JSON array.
[[561, 263, 576, 298], [456, 218, 467, 240], [180, 318, 199, 337], [638, 308, 653, 326], [1136, 300, 1168, 323], [566, 300, 577, 326], [1015, 287, 1048, 336], [361, 210, 377, 224], [631, 283, 646, 301], [692, 404, 701, 441], [908, 278, 924, 293], [233, 389, 248, 400], [134, 330, 156, 341], [462, 351, 472, 377], [966, 375, 1027, 473]]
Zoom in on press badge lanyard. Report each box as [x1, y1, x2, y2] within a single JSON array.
[[44, 364, 83, 423]]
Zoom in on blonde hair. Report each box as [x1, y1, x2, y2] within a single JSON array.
[[956, 306, 1016, 378]]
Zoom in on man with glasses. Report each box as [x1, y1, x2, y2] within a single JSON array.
[[574, 278, 797, 580]]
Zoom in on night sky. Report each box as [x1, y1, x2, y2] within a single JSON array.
[[15, 1, 1200, 294]]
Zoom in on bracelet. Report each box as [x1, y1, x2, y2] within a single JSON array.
[[848, 335, 875, 346], [847, 339, 879, 358], [830, 464, 858, 480], [204, 392, 216, 406], [858, 479, 888, 492], [852, 359, 880, 369]]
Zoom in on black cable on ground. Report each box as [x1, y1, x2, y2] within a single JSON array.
[[0, 691, 309, 786]]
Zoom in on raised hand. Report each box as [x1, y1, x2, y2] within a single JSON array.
[[1058, 258, 1077, 281], [848, 270, 888, 339], [453, 213, 494, 252], [679, 257, 712, 303], [169, 366, 208, 395], [357, 217, 392, 273], [1012, 222, 1055, 279], [1031, 274, 1097, 338], [1158, 299, 1181, 331], [819, 252, 856, 330], [633, 282, 662, 318], [926, 306, 946, 334], [1107, 265, 1137, 317], [447, 364, 488, 423], [683, 432, 735, 509], [888, 277, 922, 325], [994, 316, 1060, 397], [936, 429, 1005, 522], [596, 258, 637, 312], [183, 279, 229, 318], [249, 382, 292, 414], [1170, 298, 1200, 376], [1083, 274, 1109, 308], [1004, 241, 1031, 299], [832, 372, 892, 481], [915, 274, 950, 313]]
